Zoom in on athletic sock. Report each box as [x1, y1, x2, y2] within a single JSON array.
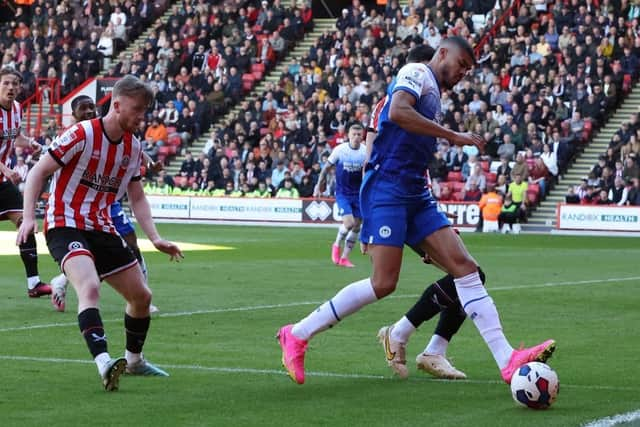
[[390, 316, 416, 344], [424, 334, 449, 356], [291, 278, 377, 341], [79, 308, 110, 373], [334, 224, 348, 246], [405, 275, 456, 328], [20, 233, 40, 289], [433, 306, 466, 341], [341, 230, 359, 259], [454, 271, 513, 369], [124, 314, 150, 365]]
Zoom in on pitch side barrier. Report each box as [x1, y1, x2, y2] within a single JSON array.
[[143, 195, 482, 229]]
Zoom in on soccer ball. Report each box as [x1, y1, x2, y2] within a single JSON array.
[[510, 362, 559, 409]]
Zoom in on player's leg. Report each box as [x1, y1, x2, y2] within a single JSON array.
[[339, 197, 362, 267], [5, 199, 51, 297], [419, 227, 555, 383], [332, 195, 352, 264], [277, 191, 407, 384], [46, 228, 126, 391], [96, 232, 168, 377]]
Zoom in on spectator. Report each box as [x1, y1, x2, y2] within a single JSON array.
[[478, 183, 503, 231], [627, 178, 640, 205], [510, 153, 530, 182], [276, 178, 300, 198], [144, 118, 168, 146], [507, 172, 529, 223], [608, 177, 629, 205], [271, 161, 289, 188]]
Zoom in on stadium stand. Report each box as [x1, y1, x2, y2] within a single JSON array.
[[2, 0, 640, 229]]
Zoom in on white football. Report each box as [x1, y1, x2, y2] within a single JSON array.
[[510, 362, 559, 409]]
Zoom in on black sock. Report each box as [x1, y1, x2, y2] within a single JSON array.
[[125, 314, 150, 354], [434, 306, 467, 341], [19, 233, 39, 279], [405, 274, 459, 328], [78, 308, 108, 358]]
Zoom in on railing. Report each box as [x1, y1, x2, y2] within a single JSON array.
[[473, 0, 522, 57], [22, 77, 61, 137]]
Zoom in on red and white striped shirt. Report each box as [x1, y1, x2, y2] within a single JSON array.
[[45, 118, 143, 234], [368, 96, 387, 132], [0, 100, 23, 183]]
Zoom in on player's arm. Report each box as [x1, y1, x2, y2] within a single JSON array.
[[14, 133, 42, 155], [127, 179, 183, 261], [313, 153, 336, 197], [389, 91, 483, 149], [363, 129, 376, 177], [141, 151, 163, 174], [15, 153, 61, 244]]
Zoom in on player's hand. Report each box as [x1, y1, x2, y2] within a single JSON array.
[[152, 238, 184, 261], [149, 160, 164, 174], [6, 169, 21, 185], [30, 139, 42, 155], [16, 217, 37, 245], [360, 241, 369, 255], [452, 132, 485, 152], [444, 212, 458, 220]]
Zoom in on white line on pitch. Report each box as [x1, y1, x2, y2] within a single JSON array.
[[0, 355, 637, 392], [1, 275, 638, 334], [582, 409, 640, 427]]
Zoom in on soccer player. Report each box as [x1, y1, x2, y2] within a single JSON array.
[[17, 75, 183, 391], [277, 37, 555, 386], [361, 46, 468, 379], [314, 123, 366, 267], [0, 66, 52, 298], [50, 95, 160, 315]]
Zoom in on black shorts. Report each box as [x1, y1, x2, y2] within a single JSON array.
[[0, 181, 23, 220], [46, 227, 137, 280]]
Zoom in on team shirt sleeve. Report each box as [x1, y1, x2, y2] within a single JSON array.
[[48, 125, 85, 166], [327, 144, 342, 165], [392, 63, 430, 102]]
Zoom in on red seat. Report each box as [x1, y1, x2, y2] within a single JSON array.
[[188, 176, 197, 186], [528, 183, 540, 194], [174, 176, 188, 188], [451, 181, 465, 192], [447, 171, 463, 182], [242, 80, 254, 92], [168, 135, 182, 146], [158, 146, 170, 156], [242, 73, 255, 83], [252, 24, 262, 33], [480, 161, 490, 172], [527, 192, 539, 205], [252, 70, 263, 81], [252, 62, 265, 74], [168, 145, 178, 155], [623, 74, 632, 93], [486, 172, 497, 183], [166, 126, 177, 134]]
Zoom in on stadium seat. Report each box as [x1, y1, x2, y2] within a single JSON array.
[[451, 181, 465, 192], [175, 176, 188, 188], [158, 146, 170, 156], [528, 183, 540, 195], [168, 135, 182, 147], [166, 126, 177, 134], [486, 172, 497, 184], [242, 79, 254, 93], [527, 191, 539, 205], [480, 160, 490, 172], [623, 74, 632, 93], [447, 171, 463, 182], [251, 63, 265, 74]]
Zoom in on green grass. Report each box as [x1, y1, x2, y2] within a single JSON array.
[[0, 222, 638, 427]]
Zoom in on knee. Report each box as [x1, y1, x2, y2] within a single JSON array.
[[76, 280, 101, 302], [131, 287, 152, 310], [451, 254, 477, 277], [371, 274, 399, 298], [343, 219, 354, 230]]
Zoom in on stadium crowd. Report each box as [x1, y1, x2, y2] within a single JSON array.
[[2, 0, 640, 213]]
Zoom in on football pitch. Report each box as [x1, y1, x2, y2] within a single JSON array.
[[1, 222, 638, 427]]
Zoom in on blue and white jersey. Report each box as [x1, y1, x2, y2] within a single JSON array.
[[369, 62, 442, 193], [328, 142, 367, 197]]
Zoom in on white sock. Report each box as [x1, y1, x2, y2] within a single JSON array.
[[95, 352, 112, 376], [342, 230, 359, 259], [424, 334, 449, 356], [125, 350, 142, 365], [27, 276, 40, 289], [390, 316, 416, 344], [292, 278, 378, 341], [334, 225, 348, 246], [454, 271, 514, 369]]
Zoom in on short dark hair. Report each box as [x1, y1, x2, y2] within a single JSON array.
[[71, 95, 94, 112], [348, 122, 364, 132], [0, 66, 22, 83], [441, 36, 476, 65], [408, 44, 435, 62]]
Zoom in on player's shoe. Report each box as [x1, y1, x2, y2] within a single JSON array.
[[501, 339, 556, 384], [50, 274, 67, 312], [150, 304, 160, 315], [416, 353, 467, 379], [277, 324, 308, 384], [338, 258, 355, 268], [126, 359, 169, 376], [377, 326, 408, 379], [102, 357, 127, 391], [28, 282, 52, 298], [331, 244, 340, 264]]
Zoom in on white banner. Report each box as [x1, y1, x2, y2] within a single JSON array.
[[557, 204, 640, 232], [189, 197, 302, 222], [147, 195, 191, 218]]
